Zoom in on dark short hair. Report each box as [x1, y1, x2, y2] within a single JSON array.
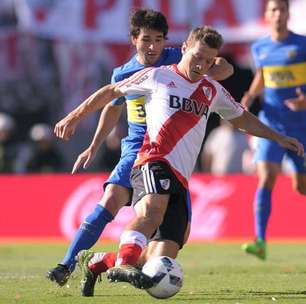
[[265, 0, 289, 8], [129, 9, 168, 38], [186, 26, 223, 50]]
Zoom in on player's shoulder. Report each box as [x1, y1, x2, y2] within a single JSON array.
[[251, 35, 270, 51], [202, 74, 219, 88], [162, 47, 182, 58], [112, 55, 143, 82], [290, 31, 306, 43], [156, 47, 182, 65]]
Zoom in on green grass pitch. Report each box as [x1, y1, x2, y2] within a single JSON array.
[[1, 242, 306, 304]]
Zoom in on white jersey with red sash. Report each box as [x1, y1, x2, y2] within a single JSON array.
[[118, 64, 244, 188]]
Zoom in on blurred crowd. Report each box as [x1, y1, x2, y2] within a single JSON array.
[[0, 1, 263, 175]]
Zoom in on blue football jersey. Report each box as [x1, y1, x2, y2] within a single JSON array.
[[110, 47, 182, 156], [252, 32, 306, 131]]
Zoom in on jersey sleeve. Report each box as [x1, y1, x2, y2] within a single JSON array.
[[211, 81, 244, 120], [117, 67, 156, 96], [111, 71, 126, 106]]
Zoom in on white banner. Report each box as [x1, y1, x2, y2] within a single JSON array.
[[13, 0, 298, 43]]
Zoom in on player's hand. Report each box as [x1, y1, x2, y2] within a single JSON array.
[[54, 115, 79, 140], [277, 135, 304, 157], [284, 88, 306, 111], [72, 146, 98, 174], [241, 92, 254, 110]]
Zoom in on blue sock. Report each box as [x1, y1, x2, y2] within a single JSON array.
[[61, 204, 113, 271], [254, 187, 272, 241]]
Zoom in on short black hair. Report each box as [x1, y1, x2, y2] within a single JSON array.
[[129, 9, 168, 39]]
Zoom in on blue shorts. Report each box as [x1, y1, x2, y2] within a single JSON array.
[[104, 153, 136, 190], [254, 129, 306, 174]]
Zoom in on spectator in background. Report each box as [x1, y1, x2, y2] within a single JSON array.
[[201, 119, 249, 175], [0, 112, 17, 172], [16, 123, 64, 173]]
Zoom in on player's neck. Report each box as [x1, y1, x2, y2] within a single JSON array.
[[136, 54, 158, 66], [176, 62, 189, 80], [271, 28, 289, 42]]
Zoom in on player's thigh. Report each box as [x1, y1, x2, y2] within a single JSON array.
[[99, 155, 135, 214], [150, 187, 189, 250], [134, 193, 170, 227], [255, 138, 283, 188], [99, 183, 131, 215]]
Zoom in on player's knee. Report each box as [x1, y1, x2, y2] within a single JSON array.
[[100, 188, 128, 215], [101, 196, 121, 215], [258, 173, 277, 189], [257, 164, 279, 188]]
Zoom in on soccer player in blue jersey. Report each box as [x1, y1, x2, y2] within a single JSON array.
[[241, 0, 306, 260], [46, 9, 233, 288]]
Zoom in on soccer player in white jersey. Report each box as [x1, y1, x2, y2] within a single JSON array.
[[55, 26, 304, 290]]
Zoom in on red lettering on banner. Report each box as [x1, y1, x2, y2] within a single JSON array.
[[161, 0, 188, 31], [203, 0, 238, 27], [84, 0, 116, 29]]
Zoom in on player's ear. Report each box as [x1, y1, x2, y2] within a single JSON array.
[[181, 41, 188, 54], [131, 35, 137, 46]]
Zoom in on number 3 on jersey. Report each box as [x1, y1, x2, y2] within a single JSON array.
[[127, 96, 146, 124]]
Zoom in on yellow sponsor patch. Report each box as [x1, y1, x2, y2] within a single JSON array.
[[127, 97, 146, 123], [263, 62, 306, 88]]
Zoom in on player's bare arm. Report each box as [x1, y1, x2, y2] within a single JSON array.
[[72, 103, 124, 174], [229, 110, 304, 157], [206, 57, 233, 81], [54, 84, 124, 140], [241, 69, 264, 109], [285, 88, 306, 111]]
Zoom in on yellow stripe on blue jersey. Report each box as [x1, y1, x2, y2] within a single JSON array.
[[127, 96, 146, 124], [263, 62, 306, 88]]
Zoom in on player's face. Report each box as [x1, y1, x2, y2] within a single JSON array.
[[181, 40, 218, 82], [132, 28, 166, 66], [265, 0, 289, 32]]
